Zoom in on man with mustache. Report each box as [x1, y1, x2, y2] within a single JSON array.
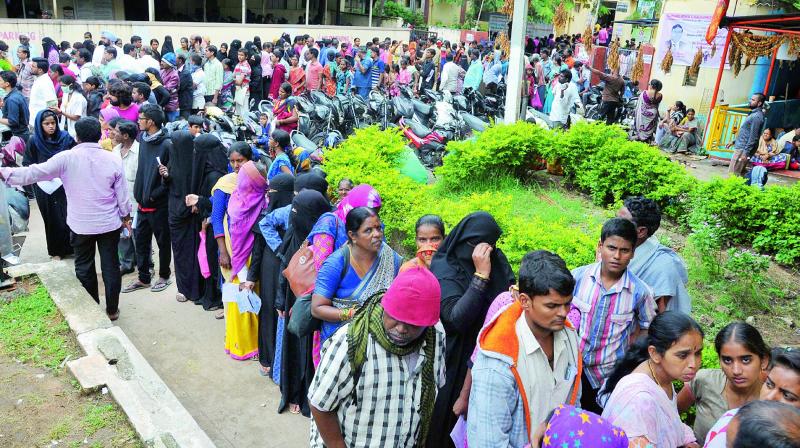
[[309, 266, 446, 448], [468, 250, 582, 448]]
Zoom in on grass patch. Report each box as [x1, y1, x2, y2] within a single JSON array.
[[48, 418, 73, 440], [0, 281, 79, 369], [83, 403, 123, 436]]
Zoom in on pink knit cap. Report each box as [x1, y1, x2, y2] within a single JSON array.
[[382, 266, 441, 327]]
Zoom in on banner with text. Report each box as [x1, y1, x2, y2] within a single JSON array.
[[654, 13, 729, 68]]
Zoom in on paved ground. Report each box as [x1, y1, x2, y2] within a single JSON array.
[[18, 203, 310, 448], [667, 153, 798, 186]]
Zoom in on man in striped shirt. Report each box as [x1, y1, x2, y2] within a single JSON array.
[[308, 267, 446, 448], [570, 218, 657, 414]]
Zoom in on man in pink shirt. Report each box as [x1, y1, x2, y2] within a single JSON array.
[[0, 117, 132, 321], [305, 48, 324, 91]]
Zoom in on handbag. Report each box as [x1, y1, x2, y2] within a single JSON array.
[[287, 245, 351, 338], [287, 293, 318, 337], [282, 240, 316, 298], [531, 86, 543, 109]]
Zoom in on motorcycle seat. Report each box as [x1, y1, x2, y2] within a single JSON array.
[[461, 113, 488, 132], [407, 119, 433, 138], [412, 99, 433, 117], [292, 132, 318, 152]]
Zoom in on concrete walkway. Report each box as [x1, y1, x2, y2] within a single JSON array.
[[18, 203, 310, 447]]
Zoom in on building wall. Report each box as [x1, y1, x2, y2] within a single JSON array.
[[639, 0, 774, 117], [428, 1, 460, 27], [0, 19, 410, 47]]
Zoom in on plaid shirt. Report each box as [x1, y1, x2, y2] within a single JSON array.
[[571, 262, 656, 389], [308, 323, 446, 447]]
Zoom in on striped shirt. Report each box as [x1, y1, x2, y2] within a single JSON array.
[[571, 262, 656, 389], [308, 323, 446, 447]]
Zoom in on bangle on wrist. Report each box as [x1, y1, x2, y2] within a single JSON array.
[[474, 271, 489, 281]]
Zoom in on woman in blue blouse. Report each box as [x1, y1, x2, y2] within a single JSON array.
[[266, 129, 295, 181], [208, 142, 254, 319]]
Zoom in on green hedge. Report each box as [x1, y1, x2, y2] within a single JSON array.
[[436, 120, 800, 265], [323, 126, 598, 269], [324, 122, 800, 265]]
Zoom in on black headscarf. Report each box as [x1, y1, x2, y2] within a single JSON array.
[[229, 39, 242, 60], [167, 130, 196, 222], [42, 37, 58, 58], [267, 173, 295, 213], [278, 190, 331, 260], [162, 36, 175, 55], [31, 110, 74, 161], [253, 36, 262, 52], [294, 172, 329, 200], [429, 211, 515, 302], [191, 134, 229, 197]]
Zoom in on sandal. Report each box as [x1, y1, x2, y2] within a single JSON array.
[[150, 278, 172, 292], [214, 309, 225, 320], [122, 280, 149, 293], [259, 365, 271, 377], [176, 293, 188, 303], [289, 404, 301, 414]]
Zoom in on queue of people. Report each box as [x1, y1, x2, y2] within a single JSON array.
[[1, 30, 799, 448]]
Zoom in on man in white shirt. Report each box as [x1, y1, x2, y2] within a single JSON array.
[[76, 49, 95, 84], [549, 69, 581, 129], [137, 48, 160, 73], [92, 31, 115, 66], [28, 58, 57, 127], [110, 119, 139, 275], [118, 44, 141, 74], [301, 36, 318, 68], [440, 53, 465, 94]]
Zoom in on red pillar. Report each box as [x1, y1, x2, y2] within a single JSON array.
[[636, 44, 655, 91], [705, 29, 733, 139]]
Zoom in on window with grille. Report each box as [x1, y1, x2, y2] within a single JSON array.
[[344, 0, 366, 14]]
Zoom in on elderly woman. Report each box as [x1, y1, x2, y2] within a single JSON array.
[[659, 108, 701, 154], [751, 128, 789, 170]]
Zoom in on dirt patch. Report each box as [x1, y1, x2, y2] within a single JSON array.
[[0, 278, 142, 448]]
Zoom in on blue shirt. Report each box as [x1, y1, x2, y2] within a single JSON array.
[[353, 56, 373, 88], [267, 153, 293, 181], [1, 89, 29, 137], [371, 59, 385, 89], [258, 204, 290, 252], [210, 189, 230, 238]]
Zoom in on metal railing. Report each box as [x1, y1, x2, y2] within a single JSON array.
[[704, 105, 751, 160]]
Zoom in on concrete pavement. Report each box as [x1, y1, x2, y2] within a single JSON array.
[[18, 202, 310, 447]]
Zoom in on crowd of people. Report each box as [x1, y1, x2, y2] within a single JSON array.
[[1, 29, 799, 448]]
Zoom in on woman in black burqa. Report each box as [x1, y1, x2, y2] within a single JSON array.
[[245, 173, 295, 377], [186, 133, 229, 310], [276, 190, 331, 416], [427, 211, 516, 448]]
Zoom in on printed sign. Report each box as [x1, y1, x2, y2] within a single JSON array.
[[654, 13, 729, 68]]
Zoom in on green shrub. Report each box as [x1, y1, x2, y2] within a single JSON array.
[[436, 121, 554, 190], [751, 183, 800, 265], [324, 126, 597, 269], [324, 126, 432, 244], [381, 1, 424, 26], [686, 177, 762, 244], [547, 121, 628, 177]]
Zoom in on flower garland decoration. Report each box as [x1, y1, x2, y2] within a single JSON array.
[[688, 47, 703, 77], [583, 25, 594, 54], [607, 37, 621, 72], [660, 47, 674, 74], [554, 3, 569, 34], [631, 46, 645, 82]]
